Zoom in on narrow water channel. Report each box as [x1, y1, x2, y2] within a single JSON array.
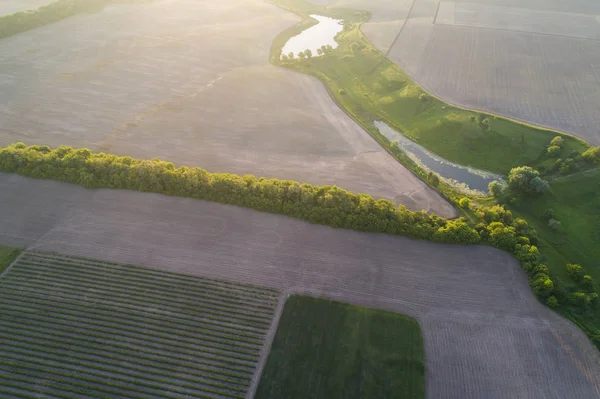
[[281, 15, 343, 58], [375, 121, 503, 193]]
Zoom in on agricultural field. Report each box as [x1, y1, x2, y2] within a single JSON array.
[[0, 250, 279, 398], [256, 295, 425, 399], [368, 0, 600, 145], [0, 0, 455, 217], [1, 173, 600, 398]]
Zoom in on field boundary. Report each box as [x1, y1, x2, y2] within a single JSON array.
[[246, 291, 289, 399]]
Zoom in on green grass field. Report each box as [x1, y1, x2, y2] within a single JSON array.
[[511, 169, 600, 332], [0, 251, 279, 398], [256, 295, 425, 399], [271, 0, 588, 175], [0, 246, 20, 274]]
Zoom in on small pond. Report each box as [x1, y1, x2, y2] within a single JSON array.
[[375, 121, 503, 193], [281, 15, 343, 58]]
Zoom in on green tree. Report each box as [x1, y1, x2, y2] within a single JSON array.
[[547, 145, 561, 157], [566, 264, 584, 282], [508, 166, 549, 195], [304, 49, 312, 58], [488, 180, 502, 197], [542, 208, 555, 221], [582, 275, 594, 291], [288, 52, 294, 59], [582, 147, 600, 164], [550, 136, 564, 148], [547, 296, 558, 308], [427, 171, 440, 188], [458, 198, 470, 209]]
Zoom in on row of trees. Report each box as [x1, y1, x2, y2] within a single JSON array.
[[0, 143, 554, 301], [0, 0, 111, 39]]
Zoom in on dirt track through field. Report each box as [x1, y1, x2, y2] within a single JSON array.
[[1, 173, 599, 398], [0, 0, 455, 217]]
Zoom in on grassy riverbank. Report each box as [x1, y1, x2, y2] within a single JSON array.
[[269, 0, 589, 176], [269, 0, 600, 347]]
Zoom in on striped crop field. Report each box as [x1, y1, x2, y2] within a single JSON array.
[[0, 251, 280, 398]]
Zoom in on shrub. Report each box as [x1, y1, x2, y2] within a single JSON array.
[[508, 166, 549, 195], [582, 275, 594, 291], [458, 198, 470, 209], [488, 180, 502, 197], [566, 264, 584, 282], [488, 223, 517, 252], [569, 291, 589, 307], [532, 275, 554, 298], [559, 159, 574, 175], [547, 296, 558, 308], [547, 145, 561, 157], [427, 171, 440, 188], [548, 219, 561, 230], [550, 136, 564, 148], [542, 208, 555, 221], [418, 93, 429, 101], [582, 147, 600, 164], [339, 89, 346, 95]]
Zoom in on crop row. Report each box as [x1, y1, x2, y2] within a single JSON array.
[[0, 365, 239, 399], [0, 341, 247, 397], [0, 282, 272, 334], [16, 256, 278, 311], [0, 280, 268, 345], [9, 263, 273, 319], [0, 304, 259, 371], [24, 251, 278, 298], [0, 323, 253, 382], [0, 300, 261, 362], [0, 296, 262, 361]]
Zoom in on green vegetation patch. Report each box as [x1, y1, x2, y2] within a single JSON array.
[[508, 169, 600, 333], [0, 246, 20, 274], [271, 0, 589, 175], [0, 251, 279, 398], [256, 295, 425, 399]]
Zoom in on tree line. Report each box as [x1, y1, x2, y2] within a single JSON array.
[[0, 143, 557, 308], [0, 0, 111, 40]]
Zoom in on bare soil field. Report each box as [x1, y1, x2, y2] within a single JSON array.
[[1, 173, 600, 398], [342, 0, 600, 145], [0, 0, 52, 15], [0, 0, 454, 217]]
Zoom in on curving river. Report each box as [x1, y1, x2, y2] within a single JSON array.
[[281, 15, 343, 58], [375, 121, 504, 193]]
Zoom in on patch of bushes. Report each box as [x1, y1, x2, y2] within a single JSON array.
[[507, 166, 549, 195], [582, 147, 600, 164]]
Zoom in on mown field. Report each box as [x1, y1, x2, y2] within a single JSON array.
[[0, 251, 279, 398], [256, 295, 425, 399]]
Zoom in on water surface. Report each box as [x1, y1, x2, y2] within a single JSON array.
[[375, 121, 503, 193], [281, 15, 343, 58]]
